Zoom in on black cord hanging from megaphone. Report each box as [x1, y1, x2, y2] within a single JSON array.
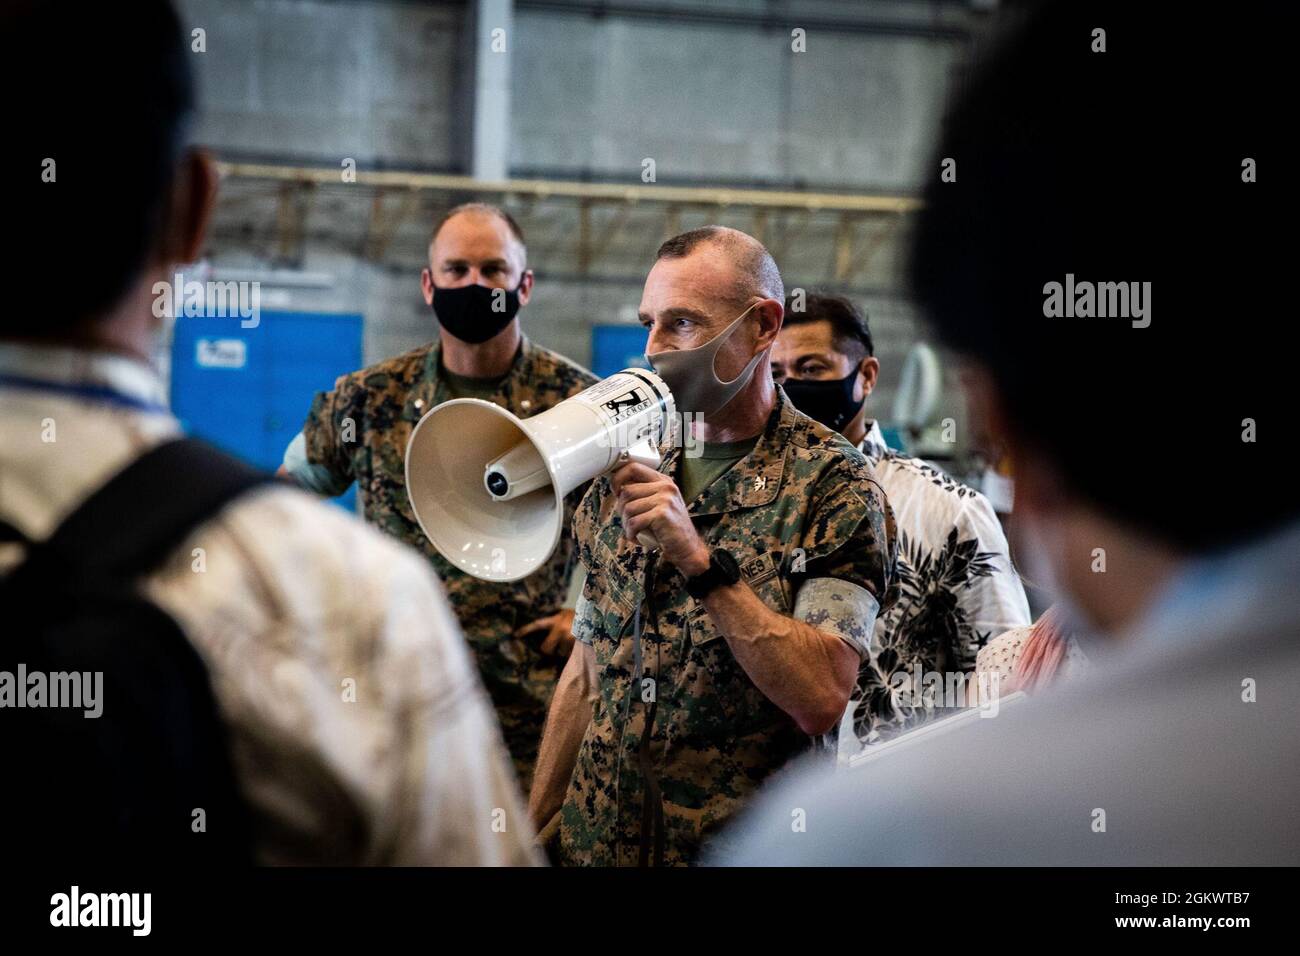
[[633, 551, 666, 868]]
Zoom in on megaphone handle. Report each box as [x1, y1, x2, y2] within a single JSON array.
[[620, 441, 662, 551]]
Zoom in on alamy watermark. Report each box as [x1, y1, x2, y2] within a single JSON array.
[[598, 409, 707, 458], [889, 664, 1004, 717], [0, 665, 102, 718], [50, 886, 150, 936], [152, 269, 261, 328], [1043, 273, 1151, 328]]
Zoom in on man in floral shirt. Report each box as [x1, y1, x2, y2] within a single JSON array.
[[772, 293, 1030, 750]]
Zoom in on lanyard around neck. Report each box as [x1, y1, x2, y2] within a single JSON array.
[[0, 372, 170, 416]]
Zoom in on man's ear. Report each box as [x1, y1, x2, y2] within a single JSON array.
[[517, 268, 535, 306], [753, 297, 783, 350], [421, 266, 435, 306], [962, 362, 1011, 461], [961, 361, 1063, 508], [162, 149, 218, 266], [858, 356, 881, 399]]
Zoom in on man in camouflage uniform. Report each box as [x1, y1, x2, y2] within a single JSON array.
[[281, 203, 597, 790], [528, 226, 896, 865]]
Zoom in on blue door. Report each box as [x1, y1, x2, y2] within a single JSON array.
[[170, 310, 363, 511], [591, 325, 651, 378]]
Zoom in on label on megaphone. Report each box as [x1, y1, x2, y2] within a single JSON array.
[[406, 368, 676, 582], [563, 370, 671, 454]]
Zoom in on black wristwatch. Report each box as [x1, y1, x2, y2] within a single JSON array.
[[685, 548, 742, 600]]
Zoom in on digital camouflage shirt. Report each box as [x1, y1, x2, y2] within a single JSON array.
[[558, 388, 897, 866], [302, 337, 598, 790]]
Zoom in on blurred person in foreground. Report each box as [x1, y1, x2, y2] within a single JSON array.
[[716, 0, 1296, 865], [1, 0, 536, 865]]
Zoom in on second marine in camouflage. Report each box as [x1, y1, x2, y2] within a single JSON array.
[[284, 204, 597, 789]]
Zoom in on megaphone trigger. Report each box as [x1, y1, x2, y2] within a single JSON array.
[[619, 441, 660, 470], [619, 440, 662, 551]]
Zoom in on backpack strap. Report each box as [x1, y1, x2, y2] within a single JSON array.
[[37, 438, 277, 580], [3, 438, 271, 864]]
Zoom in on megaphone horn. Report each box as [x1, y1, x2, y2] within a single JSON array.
[[405, 368, 676, 582]]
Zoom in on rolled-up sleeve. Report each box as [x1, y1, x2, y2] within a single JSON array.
[[792, 460, 898, 655], [282, 430, 353, 497], [793, 576, 881, 658], [572, 589, 599, 646], [297, 376, 358, 493]]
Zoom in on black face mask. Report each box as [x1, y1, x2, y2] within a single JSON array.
[[782, 369, 864, 434], [431, 281, 522, 344]]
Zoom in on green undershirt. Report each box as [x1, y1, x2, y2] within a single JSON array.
[[678, 435, 760, 505], [442, 367, 507, 401]]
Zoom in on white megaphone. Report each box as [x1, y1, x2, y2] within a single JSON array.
[[405, 368, 676, 582]]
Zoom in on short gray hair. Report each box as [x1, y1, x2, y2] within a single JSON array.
[[655, 225, 784, 308]]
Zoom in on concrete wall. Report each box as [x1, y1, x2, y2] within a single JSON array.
[[183, 0, 467, 169], [511, 8, 963, 191], [183, 0, 971, 186], [178, 0, 983, 450]]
